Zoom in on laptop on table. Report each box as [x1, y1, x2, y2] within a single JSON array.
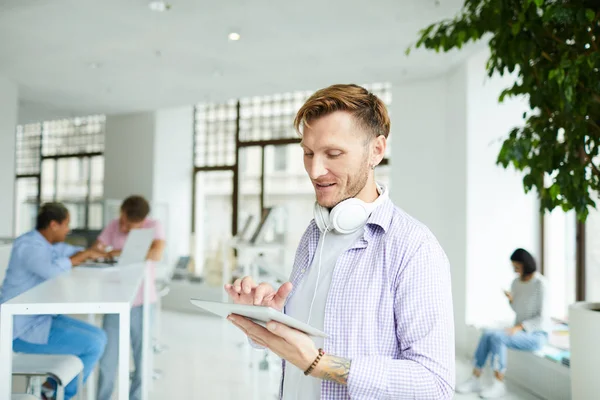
[[82, 228, 155, 268]]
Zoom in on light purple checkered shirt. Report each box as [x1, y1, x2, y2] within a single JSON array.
[[281, 196, 455, 399]]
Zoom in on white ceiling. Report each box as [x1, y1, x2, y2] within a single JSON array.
[[0, 0, 481, 118]]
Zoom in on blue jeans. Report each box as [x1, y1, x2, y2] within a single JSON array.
[[97, 305, 153, 400], [13, 315, 107, 400], [474, 329, 547, 373]]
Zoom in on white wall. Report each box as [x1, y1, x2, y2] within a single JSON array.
[[390, 74, 469, 352], [18, 101, 75, 125], [0, 77, 18, 237], [444, 63, 469, 353], [153, 106, 193, 267], [390, 48, 540, 356], [104, 112, 156, 200], [464, 50, 540, 331]]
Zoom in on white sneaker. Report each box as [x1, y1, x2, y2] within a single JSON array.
[[455, 375, 483, 393], [480, 380, 507, 398]]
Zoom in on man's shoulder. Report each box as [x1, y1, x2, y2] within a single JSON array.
[[384, 201, 440, 246], [14, 231, 44, 247], [143, 218, 162, 228]]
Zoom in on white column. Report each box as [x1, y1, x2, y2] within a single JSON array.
[[0, 76, 18, 237], [104, 112, 156, 202], [104, 108, 193, 268], [153, 106, 193, 268]]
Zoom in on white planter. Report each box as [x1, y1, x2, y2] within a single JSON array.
[[569, 302, 600, 399]]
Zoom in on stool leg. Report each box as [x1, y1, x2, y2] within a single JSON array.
[[29, 376, 42, 397], [55, 384, 65, 400], [78, 372, 83, 400], [25, 376, 32, 394]]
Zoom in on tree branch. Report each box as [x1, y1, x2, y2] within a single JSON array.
[[581, 146, 600, 177]]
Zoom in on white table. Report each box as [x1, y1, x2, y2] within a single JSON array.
[[0, 262, 151, 400]]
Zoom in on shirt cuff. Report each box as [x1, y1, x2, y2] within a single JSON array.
[[57, 256, 74, 271], [347, 356, 389, 399]]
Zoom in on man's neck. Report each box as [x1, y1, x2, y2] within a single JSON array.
[[37, 229, 55, 244], [355, 180, 380, 203]]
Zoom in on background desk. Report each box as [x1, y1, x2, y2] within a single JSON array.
[[0, 262, 151, 400]]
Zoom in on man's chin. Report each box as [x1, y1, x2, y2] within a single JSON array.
[[315, 195, 342, 209]]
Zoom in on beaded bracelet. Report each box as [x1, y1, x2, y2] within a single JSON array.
[[304, 348, 325, 376]]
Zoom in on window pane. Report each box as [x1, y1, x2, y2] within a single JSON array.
[[15, 178, 38, 236], [15, 123, 42, 175], [263, 144, 313, 277], [42, 115, 105, 157], [194, 102, 237, 167], [272, 145, 287, 172], [90, 155, 104, 201], [63, 202, 86, 230], [88, 203, 104, 230], [544, 209, 576, 321], [239, 147, 262, 235], [40, 159, 56, 202], [194, 170, 233, 282]]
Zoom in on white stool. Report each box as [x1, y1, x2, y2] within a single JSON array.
[[12, 395, 38, 400], [12, 353, 84, 400]]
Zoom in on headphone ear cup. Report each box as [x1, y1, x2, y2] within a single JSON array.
[[313, 202, 330, 232], [329, 198, 369, 235]]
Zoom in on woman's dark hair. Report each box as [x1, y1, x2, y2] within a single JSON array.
[[510, 248, 537, 276], [36, 202, 69, 230], [120, 195, 150, 223]]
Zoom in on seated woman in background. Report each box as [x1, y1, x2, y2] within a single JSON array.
[[456, 248, 551, 399]]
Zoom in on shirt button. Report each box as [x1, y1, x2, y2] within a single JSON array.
[[301, 268, 306, 273]]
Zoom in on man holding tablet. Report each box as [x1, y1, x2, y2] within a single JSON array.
[[225, 84, 455, 399]]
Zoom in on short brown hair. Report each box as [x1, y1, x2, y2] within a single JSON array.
[[121, 195, 150, 222], [36, 202, 69, 230], [294, 84, 391, 139]]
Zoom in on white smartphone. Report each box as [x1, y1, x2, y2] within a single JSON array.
[[190, 299, 329, 338]]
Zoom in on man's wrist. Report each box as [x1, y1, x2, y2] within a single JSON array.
[[309, 354, 352, 385]]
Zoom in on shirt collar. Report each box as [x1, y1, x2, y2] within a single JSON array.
[[365, 196, 394, 234]]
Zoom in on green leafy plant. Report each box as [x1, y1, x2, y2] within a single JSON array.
[[407, 0, 600, 220]]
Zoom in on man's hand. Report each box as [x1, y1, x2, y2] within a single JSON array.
[[505, 325, 523, 336], [69, 249, 109, 267], [227, 315, 318, 371], [504, 290, 513, 303], [224, 276, 292, 311], [227, 315, 352, 385], [108, 249, 122, 259]]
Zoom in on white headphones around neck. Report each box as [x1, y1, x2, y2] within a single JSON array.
[[313, 184, 388, 234]]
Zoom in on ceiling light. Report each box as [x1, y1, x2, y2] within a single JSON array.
[[88, 62, 101, 69], [228, 32, 241, 41], [148, 1, 170, 12]]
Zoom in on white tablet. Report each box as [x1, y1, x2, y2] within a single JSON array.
[[189, 299, 329, 339]]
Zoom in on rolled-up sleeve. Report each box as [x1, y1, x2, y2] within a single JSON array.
[[347, 237, 455, 399]]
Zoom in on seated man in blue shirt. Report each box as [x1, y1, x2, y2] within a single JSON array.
[[0, 202, 109, 400]]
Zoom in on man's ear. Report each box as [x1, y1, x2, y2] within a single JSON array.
[[371, 135, 387, 167]]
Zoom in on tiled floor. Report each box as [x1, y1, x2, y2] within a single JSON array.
[[146, 310, 543, 400]]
